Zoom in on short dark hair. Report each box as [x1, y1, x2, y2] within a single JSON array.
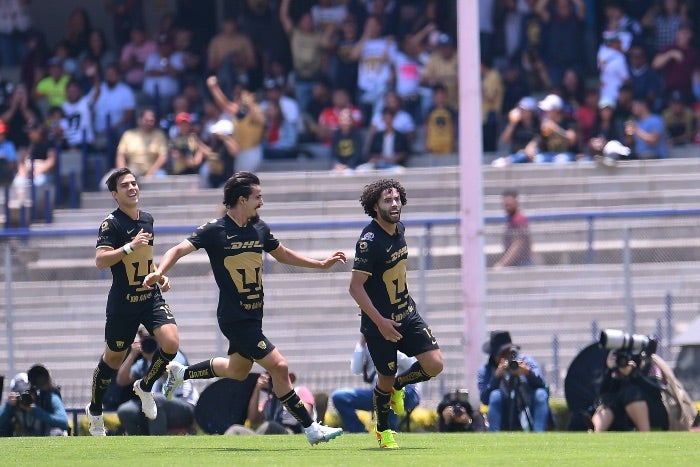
[[106, 168, 134, 192], [501, 189, 518, 198], [223, 171, 261, 208], [359, 179, 408, 218]]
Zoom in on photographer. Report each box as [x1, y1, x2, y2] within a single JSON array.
[[436, 390, 485, 433], [477, 331, 550, 432], [592, 333, 668, 432], [0, 365, 69, 437]]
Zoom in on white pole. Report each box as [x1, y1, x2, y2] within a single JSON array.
[[458, 1, 487, 397]]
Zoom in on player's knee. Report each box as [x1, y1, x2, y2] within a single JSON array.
[[424, 358, 443, 377]]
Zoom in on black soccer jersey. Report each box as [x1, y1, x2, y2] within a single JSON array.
[[187, 215, 280, 324], [352, 220, 417, 337], [96, 209, 158, 305]]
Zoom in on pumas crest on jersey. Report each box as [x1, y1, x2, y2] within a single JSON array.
[[361, 232, 374, 241]]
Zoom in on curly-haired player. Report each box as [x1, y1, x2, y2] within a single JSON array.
[[349, 178, 443, 449]]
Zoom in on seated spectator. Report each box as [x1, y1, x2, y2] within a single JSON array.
[[331, 335, 420, 433], [0, 365, 69, 437], [481, 55, 504, 152], [662, 91, 693, 146], [34, 57, 70, 111], [576, 88, 601, 147], [0, 119, 18, 187], [623, 97, 667, 159], [62, 74, 101, 150], [492, 97, 540, 166], [115, 108, 169, 178], [160, 94, 193, 140], [169, 112, 205, 175], [366, 91, 416, 151], [317, 87, 362, 145], [262, 100, 298, 160], [119, 24, 156, 91], [90, 64, 136, 152], [11, 122, 57, 205], [207, 17, 256, 92], [0, 82, 40, 150], [330, 109, 364, 174], [587, 98, 628, 165], [357, 107, 410, 172], [226, 371, 315, 435], [116, 333, 198, 436], [424, 84, 458, 155], [436, 389, 485, 433], [142, 33, 184, 114], [533, 93, 579, 163], [627, 45, 664, 113], [260, 79, 301, 137]]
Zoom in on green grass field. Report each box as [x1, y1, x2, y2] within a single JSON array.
[[2, 432, 699, 466]]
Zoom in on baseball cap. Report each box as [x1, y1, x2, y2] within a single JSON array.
[[538, 94, 563, 112], [436, 33, 453, 46], [10, 372, 30, 393], [517, 96, 537, 111], [598, 97, 616, 110], [175, 112, 191, 124]]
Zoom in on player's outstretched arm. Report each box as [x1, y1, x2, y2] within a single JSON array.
[[143, 240, 196, 288], [269, 245, 346, 269]]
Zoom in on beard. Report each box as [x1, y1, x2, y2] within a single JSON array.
[[378, 206, 400, 224]]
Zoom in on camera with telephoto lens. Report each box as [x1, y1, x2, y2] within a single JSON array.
[[599, 329, 657, 367]]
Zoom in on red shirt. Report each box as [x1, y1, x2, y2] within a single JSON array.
[[318, 106, 363, 143]]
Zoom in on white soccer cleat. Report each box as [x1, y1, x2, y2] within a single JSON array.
[[85, 404, 106, 436], [305, 421, 343, 446], [133, 379, 157, 419], [162, 360, 186, 401]]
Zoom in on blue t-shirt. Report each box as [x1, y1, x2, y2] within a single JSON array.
[[634, 114, 667, 158], [0, 140, 17, 161]]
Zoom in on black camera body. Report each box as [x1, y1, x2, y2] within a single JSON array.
[[507, 349, 520, 371], [20, 388, 36, 406], [452, 403, 464, 414]]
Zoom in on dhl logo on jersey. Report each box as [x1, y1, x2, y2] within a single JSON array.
[[226, 240, 263, 250]]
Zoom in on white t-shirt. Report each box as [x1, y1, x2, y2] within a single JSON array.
[[370, 109, 415, 134], [357, 38, 397, 92], [62, 95, 94, 145], [90, 82, 136, 132], [143, 52, 185, 98], [597, 45, 629, 102], [392, 51, 422, 98]]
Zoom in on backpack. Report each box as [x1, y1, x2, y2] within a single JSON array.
[[651, 354, 698, 431]]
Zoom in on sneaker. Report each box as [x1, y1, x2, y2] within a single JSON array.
[[305, 421, 343, 446], [133, 379, 157, 419], [85, 404, 106, 436], [162, 360, 186, 400], [376, 429, 399, 449], [390, 387, 405, 416]]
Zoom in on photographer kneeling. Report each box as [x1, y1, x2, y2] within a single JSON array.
[[592, 333, 668, 432], [436, 389, 485, 432], [477, 331, 551, 432], [0, 364, 69, 436]]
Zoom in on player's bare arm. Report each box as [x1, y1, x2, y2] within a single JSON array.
[[349, 270, 402, 342], [269, 245, 346, 269], [143, 240, 196, 288]]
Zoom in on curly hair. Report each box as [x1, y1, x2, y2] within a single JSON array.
[[359, 178, 407, 218]]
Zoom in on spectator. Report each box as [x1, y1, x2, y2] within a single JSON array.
[[330, 108, 364, 174], [0, 82, 40, 150], [329, 14, 360, 98], [80, 28, 117, 79], [357, 107, 410, 172], [0, 119, 18, 187], [115, 108, 169, 178], [477, 331, 550, 432], [160, 94, 192, 140], [262, 100, 298, 160], [142, 33, 185, 114], [19, 30, 50, 92], [34, 57, 70, 110], [331, 335, 420, 433], [44, 106, 66, 148], [576, 88, 601, 146], [500, 63, 530, 119], [652, 22, 699, 101], [624, 96, 667, 159], [173, 27, 202, 84], [0, 0, 32, 67], [317, 87, 362, 145], [119, 24, 156, 91], [206, 17, 256, 92], [533, 93, 579, 163], [11, 121, 56, 206], [391, 32, 429, 125], [587, 97, 628, 165], [492, 96, 540, 166], [436, 389, 486, 433], [366, 91, 416, 150], [0, 365, 69, 437], [280, 0, 334, 115], [493, 189, 533, 269], [260, 79, 302, 138], [300, 79, 331, 143], [641, 0, 686, 54], [62, 75, 101, 150], [116, 333, 198, 436], [421, 32, 458, 109], [537, 0, 585, 86], [600, 0, 643, 53], [424, 84, 458, 155], [351, 15, 397, 121], [169, 112, 206, 175], [597, 32, 629, 103], [613, 83, 634, 128], [206, 76, 265, 174], [662, 91, 694, 146], [90, 64, 136, 152], [63, 7, 92, 58], [627, 45, 664, 112], [479, 0, 497, 62], [481, 55, 504, 152], [494, 0, 532, 67], [105, 0, 145, 49]]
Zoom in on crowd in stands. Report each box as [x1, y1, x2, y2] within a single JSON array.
[[2, 0, 700, 206]]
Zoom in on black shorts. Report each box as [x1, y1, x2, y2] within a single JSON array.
[[218, 319, 276, 361], [365, 313, 439, 376], [104, 291, 176, 352]]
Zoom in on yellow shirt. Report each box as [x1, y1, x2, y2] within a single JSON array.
[[425, 106, 457, 154], [481, 69, 504, 123], [423, 54, 459, 107], [116, 128, 168, 176], [35, 75, 70, 107], [290, 29, 323, 79]]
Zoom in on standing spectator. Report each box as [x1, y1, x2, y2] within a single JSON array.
[[173, 27, 201, 84], [424, 84, 458, 155], [62, 73, 101, 150], [317, 87, 362, 145], [662, 91, 694, 146], [652, 22, 699, 101], [115, 108, 169, 178], [330, 108, 364, 173], [421, 33, 458, 109], [106, 0, 145, 49], [169, 112, 206, 176], [0, 0, 32, 67], [63, 7, 92, 58], [300, 79, 331, 143], [329, 14, 360, 97], [493, 96, 540, 166], [600, 0, 643, 53], [142, 33, 184, 115], [494, 189, 533, 269], [598, 32, 630, 104], [495, 0, 532, 67], [206, 17, 256, 92], [560, 67, 585, 113], [627, 45, 664, 112], [0, 119, 17, 187], [80, 29, 117, 79], [533, 93, 579, 163], [358, 107, 410, 172], [391, 33, 428, 125], [20, 30, 50, 93], [34, 57, 70, 110], [479, 0, 497, 62], [538, 0, 585, 86], [642, 0, 686, 54], [91, 64, 136, 153], [119, 24, 156, 91], [351, 15, 397, 122], [500, 63, 530, 119], [624, 96, 667, 159], [481, 56, 504, 152], [0, 83, 39, 150]]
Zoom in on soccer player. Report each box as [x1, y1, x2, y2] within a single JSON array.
[[348, 179, 444, 449], [142, 171, 345, 445], [85, 168, 180, 436]]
